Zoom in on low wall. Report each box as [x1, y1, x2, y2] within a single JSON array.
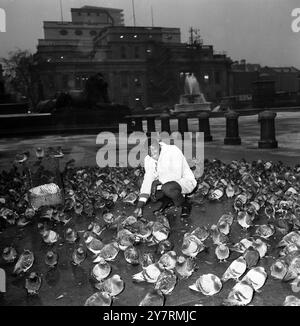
[[0, 106, 128, 136], [0, 102, 29, 115]]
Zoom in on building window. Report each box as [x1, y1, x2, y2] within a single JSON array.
[[90, 30, 97, 36], [75, 29, 83, 36], [62, 75, 69, 89], [60, 29, 68, 36], [121, 72, 128, 88], [215, 71, 221, 84], [216, 91, 222, 99], [48, 75, 55, 89], [87, 12, 91, 16], [134, 46, 140, 59], [75, 74, 89, 89], [134, 76, 142, 88], [121, 46, 127, 59], [122, 97, 129, 106], [78, 12, 81, 16], [204, 74, 210, 83]]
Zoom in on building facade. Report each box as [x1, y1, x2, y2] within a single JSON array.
[[35, 5, 232, 108], [230, 60, 300, 96]]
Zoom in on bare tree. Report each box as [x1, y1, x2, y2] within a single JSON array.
[[1, 49, 41, 109]]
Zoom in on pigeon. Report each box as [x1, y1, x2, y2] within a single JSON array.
[[155, 270, 177, 295], [241, 267, 267, 292], [283, 295, 300, 306], [175, 256, 195, 279], [222, 257, 247, 282], [139, 289, 165, 306], [94, 242, 119, 262], [290, 275, 300, 293], [242, 245, 259, 266], [95, 274, 124, 297], [158, 251, 177, 271], [124, 246, 139, 265], [224, 281, 254, 306], [25, 272, 42, 295], [215, 244, 230, 262], [132, 263, 162, 284], [2, 247, 17, 263], [71, 246, 86, 266], [13, 250, 34, 275], [45, 251, 58, 268], [189, 274, 222, 296], [210, 225, 228, 245], [91, 258, 111, 282], [182, 234, 205, 258], [270, 259, 288, 280], [237, 211, 253, 230], [84, 292, 112, 306]]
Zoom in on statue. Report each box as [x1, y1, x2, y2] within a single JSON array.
[[84, 73, 110, 108]]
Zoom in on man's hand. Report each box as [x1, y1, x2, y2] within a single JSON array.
[[151, 180, 162, 202], [134, 207, 143, 218]]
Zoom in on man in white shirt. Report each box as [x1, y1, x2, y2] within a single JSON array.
[[134, 137, 197, 219]]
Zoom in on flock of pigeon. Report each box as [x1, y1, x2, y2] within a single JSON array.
[[0, 151, 300, 306]]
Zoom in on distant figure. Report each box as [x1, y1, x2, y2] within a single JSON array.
[[0, 80, 5, 98], [84, 73, 111, 108], [37, 79, 45, 102]]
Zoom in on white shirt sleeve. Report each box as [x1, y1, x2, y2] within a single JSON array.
[[139, 155, 157, 201]]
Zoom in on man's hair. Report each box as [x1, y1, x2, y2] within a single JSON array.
[[143, 136, 160, 155]]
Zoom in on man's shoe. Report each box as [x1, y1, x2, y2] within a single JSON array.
[[181, 203, 191, 219], [153, 198, 173, 214]]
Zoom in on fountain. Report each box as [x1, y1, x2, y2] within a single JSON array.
[[174, 72, 211, 112]]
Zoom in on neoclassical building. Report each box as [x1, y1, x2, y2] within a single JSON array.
[[36, 5, 232, 108]]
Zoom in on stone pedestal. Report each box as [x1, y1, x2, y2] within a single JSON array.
[[174, 102, 211, 113], [161, 112, 171, 133], [258, 110, 278, 148], [198, 112, 212, 142], [174, 94, 211, 113], [134, 117, 143, 132], [126, 117, 134, 133], [147, 117, 156, 133], [224, 111, 241, 145], [178, 113, 188, 134]]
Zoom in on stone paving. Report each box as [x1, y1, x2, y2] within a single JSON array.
[[0, 111, 299, 306], [0, 111, 299, 170]]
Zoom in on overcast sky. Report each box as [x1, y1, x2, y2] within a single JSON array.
[[0, 0, 299, 68]]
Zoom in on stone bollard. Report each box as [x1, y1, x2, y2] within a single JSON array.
[[134, 117, 143, 132], [125, 117, 134, 133], [224, 110, 241, 145], [146, 116, 156, 133], [258, 110, 278, 148], [198, 112, 212, 142], [161, 111, 171, 133], [178, 113, 188, 134]]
